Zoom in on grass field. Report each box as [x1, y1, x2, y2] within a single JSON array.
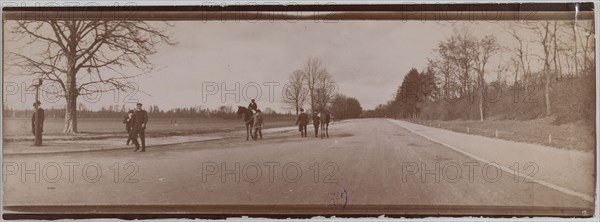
[[3, 117, 296, 137], [405, 117, 595, 152]]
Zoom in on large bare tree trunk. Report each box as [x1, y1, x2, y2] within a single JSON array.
[[63, 21, 79, 133], [64, 94, 78, 133], [64, 70, 78, 133]]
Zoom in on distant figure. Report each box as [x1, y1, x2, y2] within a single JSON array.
[[295, 108, 308, 137], [248, 99, 258, 113], [247, 109, 264, 140], [31, 101, 45, 146], [131, 103, 148, 152], [123, 110, 134, 145], [312, 112, 320, 138]]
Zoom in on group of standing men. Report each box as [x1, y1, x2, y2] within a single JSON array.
[[295, 108, 327, 138], [29, 101, 148, 151], [123, 103, 148, 152]]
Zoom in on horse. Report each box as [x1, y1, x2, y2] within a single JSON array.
[[319, 110, 331, 139], [237, 106, 255, 140]]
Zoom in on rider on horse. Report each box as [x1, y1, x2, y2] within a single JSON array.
[[248, 99, 258, 113]]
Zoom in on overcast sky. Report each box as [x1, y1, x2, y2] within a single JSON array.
[[4, 20, 545, 112]]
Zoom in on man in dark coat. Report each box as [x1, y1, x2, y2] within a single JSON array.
[[123, 110, 134, 145], [131, 103, 148, 152], [247, 109, 264, 140], [31, 101, 45, 146], [295, 108, 308, 137], [248, 99, 258, 113], [312, 112, 320, 138]]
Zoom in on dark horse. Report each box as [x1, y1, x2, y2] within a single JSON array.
[[237, 106, 255, 140], [319, 110, 331, 139]]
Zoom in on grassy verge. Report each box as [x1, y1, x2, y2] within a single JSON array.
[[404, 117, 595, 152], [3, 117, 296, 142]]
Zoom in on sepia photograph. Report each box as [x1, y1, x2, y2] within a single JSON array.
[[1, 2, 598, 219]]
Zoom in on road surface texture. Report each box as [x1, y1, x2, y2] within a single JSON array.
[[2, 118, 594, 216]]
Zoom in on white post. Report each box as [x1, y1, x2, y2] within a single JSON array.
[[467, 127, 470, 133], [495, 129, 498, 138], [549, 134, 552, 144]]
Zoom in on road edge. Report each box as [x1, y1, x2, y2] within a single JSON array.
[[387, 118, 595, 203], [3, 128, 297, 156]]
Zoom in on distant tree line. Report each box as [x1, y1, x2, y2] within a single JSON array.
[[3, 104, 294, 119], [329, 94, 363, 120], [365, 21, 595, 125]]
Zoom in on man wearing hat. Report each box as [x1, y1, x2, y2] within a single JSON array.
[[248, 99, 258, 113], [295, 108, 308, 137], [131, 103, 148, 152], [31, 101, 45, 146], [247, 109, 264, 140], [312, 111, 320, 138], [123, 110, 135, 145]]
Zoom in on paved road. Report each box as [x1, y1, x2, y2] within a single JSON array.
[[2, 118, 594, 215]]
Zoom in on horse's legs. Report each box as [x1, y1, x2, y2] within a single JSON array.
[[320, 123, 324, 138], [249, 124, 254, 140]]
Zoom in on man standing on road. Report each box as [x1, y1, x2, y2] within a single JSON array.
[[131, 103, 148, 152], [296, 108, 308, 137], [123, 110, 134, 145], [312, 112, 320, 138], [31, 101, 45, 146], [247, 109, 264, 140]]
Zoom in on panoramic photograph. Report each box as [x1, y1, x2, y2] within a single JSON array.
[[1, 4, 597, 218]]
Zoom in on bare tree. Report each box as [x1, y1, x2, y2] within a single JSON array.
[[506, 23, 533, 95], [282, 70, 308, 115], [578, 21, 595, 72], [473, 35, 500, 121], [429, 44, 458, 99], [571, 20, 579, 76], [551, 21, 562, 76], [439, 30, 477, 98], [298, 57, 331, 112], [314, 70, 337, 111], [530, 21, 554, 116], [8, 20, 175, 133], [509, 57, 521, 86]]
